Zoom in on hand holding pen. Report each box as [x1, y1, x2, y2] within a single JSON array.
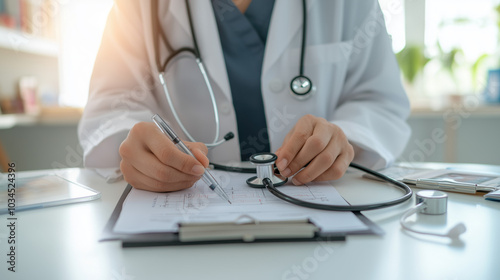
[[118, 117, 213, 193], [152, 114, 232, 203]]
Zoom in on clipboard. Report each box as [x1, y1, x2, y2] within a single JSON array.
[[101, 185, 383, 247]]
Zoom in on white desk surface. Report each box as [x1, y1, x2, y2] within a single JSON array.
[[1, 165, 499, 280]]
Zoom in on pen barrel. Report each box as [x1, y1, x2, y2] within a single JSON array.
[[201, 172, 217, 190], [176, 141, 195, 157], [177, 141, 216, 190]]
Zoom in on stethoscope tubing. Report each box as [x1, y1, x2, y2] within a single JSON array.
[[212, 160, 413, 212], [263, 163, 413, 212], [260, 162, 413, 212]]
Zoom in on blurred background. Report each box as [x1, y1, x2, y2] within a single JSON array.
[[0, 0, 499, 171]]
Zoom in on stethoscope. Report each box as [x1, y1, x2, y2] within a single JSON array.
[[242, 152, 466, 239], [400, 190, 466, 239], [152, 0, 313, 148], [239, 152, 413, 212]]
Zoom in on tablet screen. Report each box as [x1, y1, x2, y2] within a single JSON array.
[[0, 174, 101, 214]]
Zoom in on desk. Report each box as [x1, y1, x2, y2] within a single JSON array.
[[1, 165, 499, 280]]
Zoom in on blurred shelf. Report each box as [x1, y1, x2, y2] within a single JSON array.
[[0, 26, 59, 57], [410, 104, 500, 118], [0, 114, 36, 129], [0, 107, 82, 129]]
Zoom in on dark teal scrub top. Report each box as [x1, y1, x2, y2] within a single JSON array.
[[212, 0, 275, 161]]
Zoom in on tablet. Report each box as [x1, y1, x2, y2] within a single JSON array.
[[0, 174, 101, 214], [363, 166, 500, 194]]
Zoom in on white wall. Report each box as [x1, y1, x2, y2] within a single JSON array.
[[400, 110, 500, 165], [0, 47, 59, 100]]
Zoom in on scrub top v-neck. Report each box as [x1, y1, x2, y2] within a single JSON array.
[[212, 0, 275, 161]]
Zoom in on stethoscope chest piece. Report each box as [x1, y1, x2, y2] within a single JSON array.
[[246, 153, 288, 188], [416, 190, 448, 215], [290, 75, 314, 99]]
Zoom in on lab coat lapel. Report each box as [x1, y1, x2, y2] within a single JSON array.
[[262, 0, 315, 76], [189, 0, 232, 102], [156, 0, 192, 60], [164, 1, 231, 103], [166, 0, 190, 35]]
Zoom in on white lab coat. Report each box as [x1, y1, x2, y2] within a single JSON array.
[[78, 0, 411, 174]]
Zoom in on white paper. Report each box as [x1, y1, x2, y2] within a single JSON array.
[[113, 170, 369, 234], [484, 189, 500, 201]]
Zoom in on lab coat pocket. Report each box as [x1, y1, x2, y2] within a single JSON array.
[[306, 41, 353, 65], [304, 41, 354, 113], [285, 41, 353, 65]]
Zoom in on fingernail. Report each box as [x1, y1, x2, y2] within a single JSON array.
[[292, 178, 301, 186], [281, 168, 291, 177], [191, 165, 205, 175], [277, 159, 287, 171]]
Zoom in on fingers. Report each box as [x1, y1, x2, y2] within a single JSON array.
[[275, 115, 355, 185], [281, 120, 333, 177], [186, 142, 209, 168], [121, 139, 201, 185], [313, 151, 352, 182], [120, 160, 199, 192], [140, 123, 207, 176], [119, 122, 209, 192], [293, 147, 353, 185], [276, 115, 315, 174], [290, 136, 339, 184]]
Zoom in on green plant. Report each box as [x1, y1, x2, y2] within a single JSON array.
[[395, 44, 430, 85], [436, 41, 463, 86]]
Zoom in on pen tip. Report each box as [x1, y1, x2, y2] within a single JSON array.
[[228, 200, 232, 204]]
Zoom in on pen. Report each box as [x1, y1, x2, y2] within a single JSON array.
[[152, 114, 232, 204]]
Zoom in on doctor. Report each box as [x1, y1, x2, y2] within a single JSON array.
[[78, 0, 411, 192]]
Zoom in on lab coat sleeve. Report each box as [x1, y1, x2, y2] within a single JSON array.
[[78, 0, 160, 169], [330, 2, 411, 169]]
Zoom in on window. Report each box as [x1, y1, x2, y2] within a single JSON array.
[[58, 0, 112, 107], [423, 0, 498, 100], [379, 0, 500, 106], [379, 0, 405, 53]]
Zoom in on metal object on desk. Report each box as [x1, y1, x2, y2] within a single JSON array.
[[400, 190, 467, 239]]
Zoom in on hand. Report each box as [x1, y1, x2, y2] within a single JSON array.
[[119, 122, 209, 192], [275, 115, 354, 185]]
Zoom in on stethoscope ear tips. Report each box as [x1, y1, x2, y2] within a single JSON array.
[[446, 222, 467, 239], [401, 190, 467, 240]]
